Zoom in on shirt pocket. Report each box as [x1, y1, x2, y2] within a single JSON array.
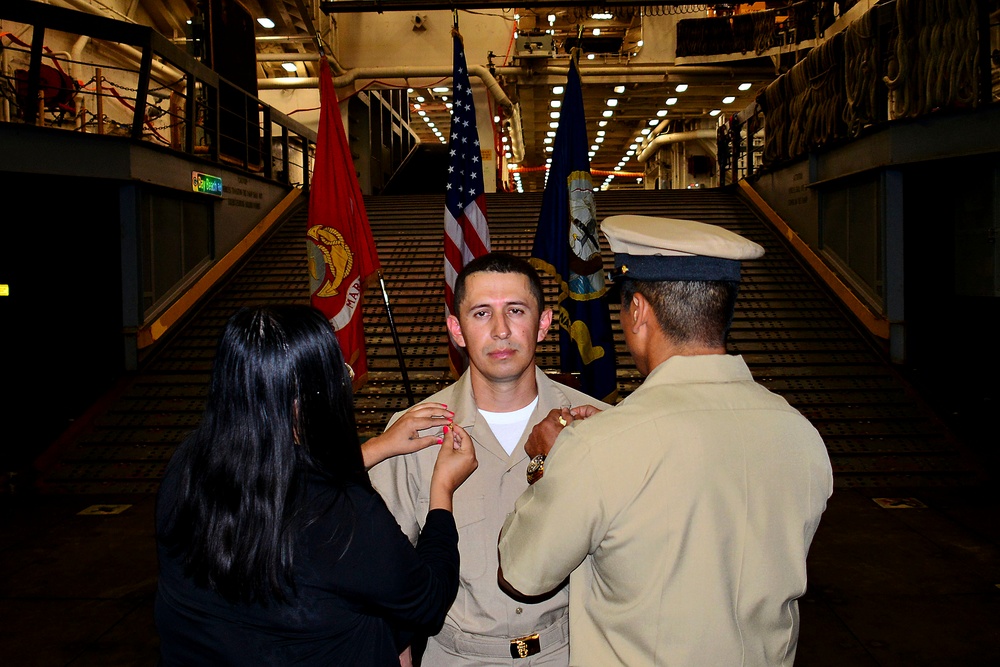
[[419, 492, 488, 579]]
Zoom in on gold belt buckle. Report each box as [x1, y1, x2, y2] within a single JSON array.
[[510, 633, 541, 659]]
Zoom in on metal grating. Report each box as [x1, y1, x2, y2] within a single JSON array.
[[34, 190, 984, 493]]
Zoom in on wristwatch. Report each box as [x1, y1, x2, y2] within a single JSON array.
[[526, 454, 546, 485]]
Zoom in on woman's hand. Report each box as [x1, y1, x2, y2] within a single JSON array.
[[362, 402, 455, 468], [429, 424, 477, 512]]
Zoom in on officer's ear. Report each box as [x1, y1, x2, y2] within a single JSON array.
[[536, 308, 553, 342], [630, 293, 652, 334], [446, 314, 467, 348]]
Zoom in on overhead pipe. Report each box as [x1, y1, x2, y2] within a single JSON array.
[[636, 129, 717, 163], [258, 64, 524, 163], [508, 165, 642, 178], [255, 64, 512, 109], [494, 64, 777, 80], [48, 0, 185, 86]]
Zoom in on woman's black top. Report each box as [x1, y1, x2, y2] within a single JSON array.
[[154, 468, 459, 666]]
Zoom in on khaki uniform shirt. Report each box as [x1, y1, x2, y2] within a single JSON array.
[[499, 355, 833, 666], [370, 367, 611, 665]]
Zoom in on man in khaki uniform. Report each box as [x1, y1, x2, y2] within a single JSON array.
[[498, 216, 834, 666], [370, 253, 611, 665]]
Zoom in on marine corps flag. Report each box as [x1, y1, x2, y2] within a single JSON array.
[[307, 57, 381, 390], [529, 56, 618, 403]]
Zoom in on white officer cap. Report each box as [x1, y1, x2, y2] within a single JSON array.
[[602, 215, 764, 282]]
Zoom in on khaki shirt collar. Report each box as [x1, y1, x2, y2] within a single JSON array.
[[644, 353, 754, 388], [449, 367, 578, 467]]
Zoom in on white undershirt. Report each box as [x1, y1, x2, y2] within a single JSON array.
[[478, 397, 539, 456]]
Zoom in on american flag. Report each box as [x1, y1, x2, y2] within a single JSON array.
[[444, 30, 490, 378]]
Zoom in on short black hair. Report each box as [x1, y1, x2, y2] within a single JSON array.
[[620, 279, 739, 348], [452, 252, 545, 313]]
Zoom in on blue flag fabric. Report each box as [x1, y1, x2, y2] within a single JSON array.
[[530, 58, 618, 403]]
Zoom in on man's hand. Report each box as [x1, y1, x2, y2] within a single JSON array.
[[524, 404, 603, 459], [429, 424, 478, 512], [362, 402, 454, 468], [570, 404, 603, 420], [525, 408, 573, 459]]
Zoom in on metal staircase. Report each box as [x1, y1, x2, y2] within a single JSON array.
[[34, 189, 984, 493]]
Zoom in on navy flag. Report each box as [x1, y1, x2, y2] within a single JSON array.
[[530, 56, 618, 403]]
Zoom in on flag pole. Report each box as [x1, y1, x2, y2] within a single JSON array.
[[378, 270, 416, 406]]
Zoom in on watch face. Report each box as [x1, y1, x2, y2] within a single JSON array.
[[526, 455, 545, 474]]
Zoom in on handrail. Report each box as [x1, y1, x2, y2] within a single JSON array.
[[1, 0, 316, 185]]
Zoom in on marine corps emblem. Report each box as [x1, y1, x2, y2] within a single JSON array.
[[308, 225, 355, 297]]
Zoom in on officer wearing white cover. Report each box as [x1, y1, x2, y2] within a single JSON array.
[[498, 216, 834, 666]]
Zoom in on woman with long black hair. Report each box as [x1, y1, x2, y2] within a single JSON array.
[[155, 305, 476, 665]]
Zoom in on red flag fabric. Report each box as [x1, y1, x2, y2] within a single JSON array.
[[307, 57, 381, 390], [444, 31, 491, 378]]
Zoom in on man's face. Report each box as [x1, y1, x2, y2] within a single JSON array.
[[447, 271, 552, 386]]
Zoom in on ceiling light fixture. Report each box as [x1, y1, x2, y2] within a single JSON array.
[[602, 110, 614, 117], [723, 96, 736, 104], [606, 99, 618, 107], [709, 109, 721, 116], [552, 86, 564, 95], [738, 82, 752, 91], [281, 62, 297, 72], [614, 85, 625, 94], [550, 111, 560, 119], [666, 97, 677, 105], [592, 12, 613, 20], [257, 18, 275, 29], [675, 83, 688, 92]]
